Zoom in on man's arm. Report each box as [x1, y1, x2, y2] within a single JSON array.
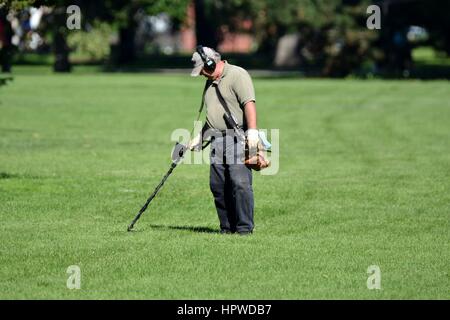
[[188, 122, 210, 151], [244, 101, 259, 150], [244, 101, 257, 129], [233, 69, 258, 148]]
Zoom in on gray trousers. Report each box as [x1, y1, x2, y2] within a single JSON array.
[[209, 134, 254, 233]]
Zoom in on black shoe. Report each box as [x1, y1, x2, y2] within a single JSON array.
[[237, 230, 253, 236], [220, 229, 232, 234]]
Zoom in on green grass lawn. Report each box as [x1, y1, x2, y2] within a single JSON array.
[[0, 71, 449, 299]]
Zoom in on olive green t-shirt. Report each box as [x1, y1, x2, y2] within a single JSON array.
[[204, 62, 255, 130]]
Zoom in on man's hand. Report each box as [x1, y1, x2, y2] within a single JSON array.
[[246, 129, 259, 150], [188, 133, 202, 151]]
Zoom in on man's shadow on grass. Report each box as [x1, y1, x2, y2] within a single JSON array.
[[149, 224, 219, 234]]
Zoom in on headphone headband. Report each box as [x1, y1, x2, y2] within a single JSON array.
[[196, 45, 217, 73]]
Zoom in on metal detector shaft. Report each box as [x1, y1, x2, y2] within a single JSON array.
[[127, 143, 187, 231], [127, 161, 178, 231]]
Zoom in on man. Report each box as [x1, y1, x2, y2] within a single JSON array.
[[188, 46, 259, 235]]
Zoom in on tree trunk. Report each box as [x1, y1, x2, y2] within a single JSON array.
[[0, 9, 13, 73], [115, 5, 141, 65], [53, 7, 71, 72], [193, 0, 219, 48], [117, 26, 136, 64]]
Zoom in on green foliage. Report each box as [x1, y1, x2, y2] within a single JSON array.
[[67, 21, 113, 62], [0, 0, 36, 10], [195, 0, 378, 75], [145, 0, 189, 21], [102, 0, 190, 27]]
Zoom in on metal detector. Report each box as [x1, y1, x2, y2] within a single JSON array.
[[127, 79, 212, 231]]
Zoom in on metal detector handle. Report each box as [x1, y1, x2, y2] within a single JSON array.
[[171, 142, 187, 164]]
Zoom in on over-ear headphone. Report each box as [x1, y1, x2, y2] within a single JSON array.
[[196, 45, 216, 73]]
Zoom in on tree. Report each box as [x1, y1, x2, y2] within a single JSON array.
[[188, 0, 377, 76], [1, 0, 36, 73], [3, 0, 77, 72], [0, 7, 13, 72], [102, 0, 189, 65], [375, 0, 450, 76], [193, 0, 218, 48], [1, 0, 190, 71]]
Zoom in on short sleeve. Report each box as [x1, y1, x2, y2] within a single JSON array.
[[232, 68, 255, 108]]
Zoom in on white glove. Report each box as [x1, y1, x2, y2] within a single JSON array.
[[188, 133, 202, 151], [246, 129, 259, 150]]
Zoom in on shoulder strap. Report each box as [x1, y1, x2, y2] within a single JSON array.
[[214, 85, 234, 122], [214, 85, 246, 139]]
